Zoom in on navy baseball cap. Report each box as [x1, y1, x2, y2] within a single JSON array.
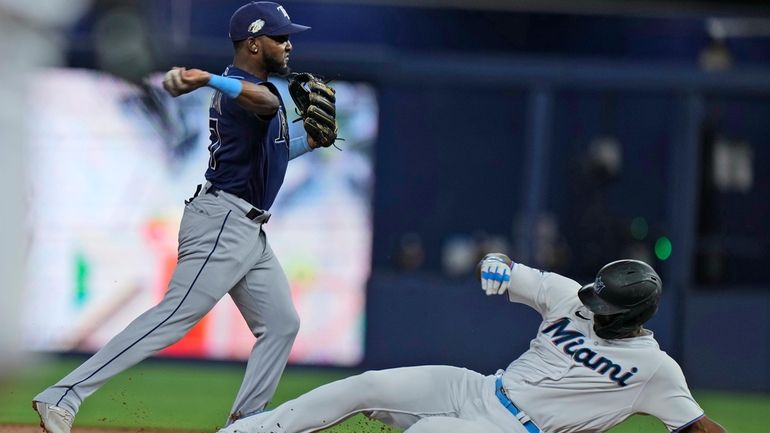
[[229, 1, 310, 41]]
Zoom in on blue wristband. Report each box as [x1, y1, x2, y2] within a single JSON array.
[[207, 74, 243, 99]]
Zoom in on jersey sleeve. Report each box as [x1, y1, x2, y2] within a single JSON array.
[[633, 356, 704, 432], [506, 263, 582, 318], [252, 81, 282, 121]]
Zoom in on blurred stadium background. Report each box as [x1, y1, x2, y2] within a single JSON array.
[[1, 0, 769, 432]]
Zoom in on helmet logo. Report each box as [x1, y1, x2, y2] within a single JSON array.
[[595, 276, 606, 293]]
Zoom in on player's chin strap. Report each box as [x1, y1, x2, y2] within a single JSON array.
[[495, 375, 541, 433]]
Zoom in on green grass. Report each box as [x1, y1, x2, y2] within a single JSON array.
[[1, 356, 767, 432]]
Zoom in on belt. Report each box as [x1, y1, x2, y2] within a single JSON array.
[[495, 376, 540, 433], [188, 184, 271, 224]]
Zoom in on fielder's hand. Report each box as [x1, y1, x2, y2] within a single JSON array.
[[163, 67, 211, 97], [479, 253, 513, 296]]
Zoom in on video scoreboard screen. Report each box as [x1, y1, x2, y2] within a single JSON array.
[[21, 69, 378, 365]]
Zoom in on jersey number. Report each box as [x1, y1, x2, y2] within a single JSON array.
[[208, 118, 221, 170]]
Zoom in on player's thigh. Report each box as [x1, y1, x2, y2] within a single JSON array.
[[229, 231, 296, 330], [166, 202, 261, 316], [404, 416, 506, 433], [355, 366, 485, 418]]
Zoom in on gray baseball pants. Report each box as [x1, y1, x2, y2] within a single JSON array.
[[221, 366, 529, 433], [35, 184, 299, 423]]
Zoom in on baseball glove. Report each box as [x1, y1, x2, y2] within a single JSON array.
[[288, 72, 338, 148]]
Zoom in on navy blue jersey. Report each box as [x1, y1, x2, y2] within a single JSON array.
[[204, 65, 290, 210]]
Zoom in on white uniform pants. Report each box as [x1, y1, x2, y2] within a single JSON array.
[[222, 366, 530, 433]]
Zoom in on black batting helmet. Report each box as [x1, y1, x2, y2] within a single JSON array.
[[578, 259, 662, 339]]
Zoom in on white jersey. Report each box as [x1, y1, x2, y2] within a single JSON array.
[[501, 263, 703, 433]]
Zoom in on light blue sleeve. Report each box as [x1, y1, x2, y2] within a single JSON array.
[[289, 135, 313, 160]]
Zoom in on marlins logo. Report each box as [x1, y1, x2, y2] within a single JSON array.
[[595, 276, 606, 293], [249, 19, 265, 34]]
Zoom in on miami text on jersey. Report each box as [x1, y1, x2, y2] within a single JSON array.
[[542, 318, 639, 387]]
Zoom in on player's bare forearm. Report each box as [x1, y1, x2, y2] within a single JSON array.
[[680, 416, 728, 433], [235, 82, 280, 116], [164, 67, 279, 115], [163, 67, 210, 97]]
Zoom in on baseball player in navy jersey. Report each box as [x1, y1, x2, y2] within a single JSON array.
[[32, 3, 335, 433], [220, 255, 727, 433]]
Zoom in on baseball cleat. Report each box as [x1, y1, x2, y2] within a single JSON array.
[[32, 401, 74, 433]]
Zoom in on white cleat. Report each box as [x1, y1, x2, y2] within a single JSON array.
[[32, 401, 74, 433]]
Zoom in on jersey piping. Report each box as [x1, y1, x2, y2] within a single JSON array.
[[55, 211, 233, 406]]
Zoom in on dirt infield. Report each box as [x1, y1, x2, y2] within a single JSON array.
[[0, 426, 199, 433]]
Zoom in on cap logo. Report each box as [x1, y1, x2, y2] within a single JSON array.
[[595, 276, 606, 293], [276, 5, 290, 19], [248, 19, 265, 33]]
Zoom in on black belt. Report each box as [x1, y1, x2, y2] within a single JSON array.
[[188, 184, 270, 223]]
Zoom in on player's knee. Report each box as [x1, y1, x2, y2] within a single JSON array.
[[354, 370, 391, 396], [271, 309, 300, 339], [341, 371, 383, 407], [285, 312, 300, 338]]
